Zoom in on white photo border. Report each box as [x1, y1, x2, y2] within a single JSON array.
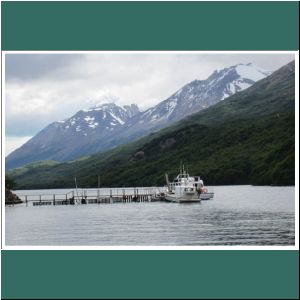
[[1, 50, 299, 251]]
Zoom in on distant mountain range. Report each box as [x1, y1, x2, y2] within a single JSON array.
[[6, 63, 272, 170], [7, 60, 295, 189]]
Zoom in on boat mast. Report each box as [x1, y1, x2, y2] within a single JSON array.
[[74, 177, 80, 203], [165, 173, 171, 192]]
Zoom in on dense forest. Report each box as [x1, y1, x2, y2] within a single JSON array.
[[7, 61, 295, 189]]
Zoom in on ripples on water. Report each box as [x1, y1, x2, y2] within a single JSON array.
[[6, 186, 295, 246]]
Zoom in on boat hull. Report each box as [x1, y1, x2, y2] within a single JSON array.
[[200, 193, 214, 200], [165, 193, 201, 203]]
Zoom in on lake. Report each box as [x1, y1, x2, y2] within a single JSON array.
[[5, 185, 295, 246]]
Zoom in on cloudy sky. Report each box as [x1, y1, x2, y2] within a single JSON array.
[[5, 52, 294, 155]]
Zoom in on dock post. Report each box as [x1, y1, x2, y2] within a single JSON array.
[[53, 194, 56, 206], [39, 195, 42, 204], [25, 195, 28, 206], [110, 189, 113, 203]]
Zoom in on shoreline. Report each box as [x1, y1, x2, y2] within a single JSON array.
[[12, 184, 296, 191]]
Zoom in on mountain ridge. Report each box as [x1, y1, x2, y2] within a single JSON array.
[[7, 60, 295, 188], [6, 63, 272, 170]]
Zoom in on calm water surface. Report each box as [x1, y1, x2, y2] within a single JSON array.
[[6, 186, 295, 246]]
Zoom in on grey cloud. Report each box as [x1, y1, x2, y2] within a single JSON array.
[[5, 53, 295, 139], [5, 54, 83, 82]]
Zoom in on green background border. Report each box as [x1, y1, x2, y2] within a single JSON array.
[[2, 251, 299, 299], [1, 1, 299, 299], [1, 1, 299, 50]]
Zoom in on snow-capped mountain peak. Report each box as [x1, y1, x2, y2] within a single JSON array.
[[126, 63, 272, 129], [53, 102, 140, 137], [206, 63, 272, 100], [83, 102, 140, 118]]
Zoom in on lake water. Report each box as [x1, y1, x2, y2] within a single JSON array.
[[5, 186, 295, 246]]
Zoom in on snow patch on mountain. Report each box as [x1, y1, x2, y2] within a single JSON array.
[[84, 116, 95, 122], [110, 111, 125, 125], [236, 63, 271, 81], [88, 122, 98, 129]]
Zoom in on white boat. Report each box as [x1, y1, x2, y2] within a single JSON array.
[[165, 167, 214, 203]]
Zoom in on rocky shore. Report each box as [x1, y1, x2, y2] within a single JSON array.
[[5, 188, 22, 205]]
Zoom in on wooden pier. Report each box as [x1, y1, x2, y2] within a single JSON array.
[[15, 188, 166, 207]]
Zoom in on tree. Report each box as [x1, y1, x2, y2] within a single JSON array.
[[5, 176, 16, 190]]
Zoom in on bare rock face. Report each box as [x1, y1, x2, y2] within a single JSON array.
[[129, 150, 145, 162], [160, 138, 176, 150], [123, 104, 140, 118], [134, 151, 145, 160], [5, 188, 22, 205]]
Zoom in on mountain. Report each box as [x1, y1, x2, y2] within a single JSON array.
[[6, 103, 140, 169], [8, 61, 295, 189], [6, 63, 271, 170], [127, 63, 271, 131]]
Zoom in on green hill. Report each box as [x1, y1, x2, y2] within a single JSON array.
[[7, 160, 59, 177], [7, 61, 295, 189]]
